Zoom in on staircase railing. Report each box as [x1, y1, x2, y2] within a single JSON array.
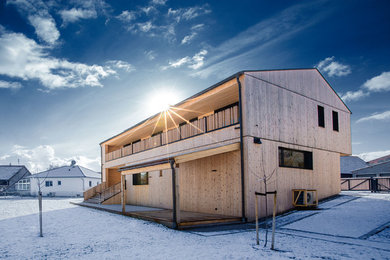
[[84, 181, 122, 203]]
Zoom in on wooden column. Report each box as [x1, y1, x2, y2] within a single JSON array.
[[121, 174, 126, 213], [171, 160, 180, 228]]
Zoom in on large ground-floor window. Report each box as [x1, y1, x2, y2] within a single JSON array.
[[279, 147, 313, 170]]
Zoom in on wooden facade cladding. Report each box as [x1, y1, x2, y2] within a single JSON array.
[[243, 70, 351, 155]]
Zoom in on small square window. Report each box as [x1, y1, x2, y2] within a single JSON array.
[[133, 172, 149, 185], [58, 181, 61, 185]]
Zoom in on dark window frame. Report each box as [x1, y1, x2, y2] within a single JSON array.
[[133, 172, 149, 185], [45, 181, 53, 187], [279, 147, 313, 170], [332, 111, 339, 132], [318, 105, 325, 128]]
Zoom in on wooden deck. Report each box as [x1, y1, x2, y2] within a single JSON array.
[[73, 202, 241, 229], [126, 209, 242, 229]]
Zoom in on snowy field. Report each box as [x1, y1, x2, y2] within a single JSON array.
[[1, 192, 390, 259]]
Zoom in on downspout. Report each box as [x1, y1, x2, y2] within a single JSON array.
[[170, 159, 177, 229], [236, 74, 246, 222]]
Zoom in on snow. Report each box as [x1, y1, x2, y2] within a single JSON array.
[[1, 193, 390, 259]]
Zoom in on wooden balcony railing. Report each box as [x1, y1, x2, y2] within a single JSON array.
[[105, 103, 239, 162]]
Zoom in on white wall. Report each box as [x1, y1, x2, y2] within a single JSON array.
[[30, 177, 100, 197]]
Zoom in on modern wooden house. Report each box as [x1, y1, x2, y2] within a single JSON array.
[[86, 69, 351, 228]]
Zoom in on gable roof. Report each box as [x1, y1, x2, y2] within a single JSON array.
[[30, 165, 101, 179], [100, 68, 350, 145], [340, 156, 367, 174], [0, 166, 27, 180], [352, 160, 390, 175], [368, 154, 390, 165]]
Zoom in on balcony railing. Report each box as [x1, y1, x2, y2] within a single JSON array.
[[105, 103, 239, 162]]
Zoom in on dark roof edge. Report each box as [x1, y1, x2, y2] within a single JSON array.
[[119, 158, 174, 172]]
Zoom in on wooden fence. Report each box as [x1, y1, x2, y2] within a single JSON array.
[[105, 104, 239, 162], [341, 177, 390, 192]]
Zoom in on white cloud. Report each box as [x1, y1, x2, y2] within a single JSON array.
[[28, 15, 60, 45], [0, 80, 22, 89], [116, 10, 137, 22], [0, 30, 116, 90], [59, 8, 97, 25], [164, 49, 207, 70], [316, 56, 351, 77], [340, 90, 369, 102], [356, 150, 390, 162], [106, 60, 135, 72], [356, 110, 390, 123], [181, 32, 197, 44], [138, 21, 153, 32], [0, 145, 100, 173], [168, 5, 211, 22], [144, 50, 156, 60], [363, 72, 390, 92], [8, 0, 60, 45], [151, 0, 167, 5]]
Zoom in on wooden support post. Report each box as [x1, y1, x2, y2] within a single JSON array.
[[255, 194, 259, 245], [175, 169, 180, 225], [271, 192, 277, 250], [121, 174, 126, 213]]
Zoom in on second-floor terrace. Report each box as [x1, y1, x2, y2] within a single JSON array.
[[102, 77, 241, 163]]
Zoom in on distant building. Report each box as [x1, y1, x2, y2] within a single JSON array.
[[368, 154, 390, 165], [352, 160, 390, 177], [29, 165, 101, 197], [340, 156, 367, 178], [0, 165, 31, 195]]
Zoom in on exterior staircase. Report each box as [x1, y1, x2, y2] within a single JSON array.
[[84, 182, 121, 204]]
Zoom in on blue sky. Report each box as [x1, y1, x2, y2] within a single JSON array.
[[0, 0, 389, 172]]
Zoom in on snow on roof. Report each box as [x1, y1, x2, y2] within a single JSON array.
[[340, 156, 368, 174], [30, 165, 101, 179], [0, 166, 25, 180]]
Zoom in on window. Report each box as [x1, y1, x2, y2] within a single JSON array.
[[16, 179, 30, 190], [45, 181, 53, 187], [332, 111, 339, 131], [58, 181, 61, 185], [318, 105, 325, 127], [89, 181, 92, 187], [279, 147, 313, 170], [133, 172, 149, 185]]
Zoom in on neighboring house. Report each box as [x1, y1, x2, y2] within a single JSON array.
[[352, 160, 390, 177], [340, 156, 367, 178], [0, 165, 31, 195], [96, 68, 351, 224], [368, 154, 390, 165], [30, 164, 101, 197]]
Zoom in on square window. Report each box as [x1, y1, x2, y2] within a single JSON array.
[[133, 172, 149, 185], [58, 181, 61, 185]]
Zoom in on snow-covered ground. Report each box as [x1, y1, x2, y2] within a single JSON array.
[[1, 192, 390, 259]]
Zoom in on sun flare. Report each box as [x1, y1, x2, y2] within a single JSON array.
[[148, 89, 182, 114]]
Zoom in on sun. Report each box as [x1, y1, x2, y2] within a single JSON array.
[[147, 89, 182, 114]]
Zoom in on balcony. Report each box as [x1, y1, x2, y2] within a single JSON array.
[[105, 103, 239, 162]]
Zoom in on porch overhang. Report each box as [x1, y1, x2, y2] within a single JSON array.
[[119, 158, 174, 175]]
